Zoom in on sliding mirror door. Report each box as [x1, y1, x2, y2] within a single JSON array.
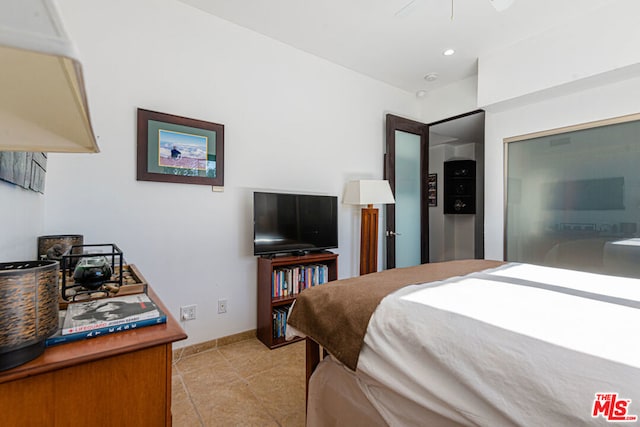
[[505, 114, 640, 278]]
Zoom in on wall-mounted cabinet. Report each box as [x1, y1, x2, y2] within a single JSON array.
[[444, 159, 476, 214]]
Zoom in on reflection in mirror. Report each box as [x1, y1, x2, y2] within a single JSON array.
[[505, 115, 640, 278]]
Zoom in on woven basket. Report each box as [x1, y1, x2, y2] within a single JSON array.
[[0, 260, 59, 371], [37, 234, 83, 261]]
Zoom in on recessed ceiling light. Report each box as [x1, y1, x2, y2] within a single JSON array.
[[416, 90, 427, 98], [443, 49, 455, 56], [424, 73, 438, 82]]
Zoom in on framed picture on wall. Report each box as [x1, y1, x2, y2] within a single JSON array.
[[427, 173, 437, 207], [136, 109, 224, 187]]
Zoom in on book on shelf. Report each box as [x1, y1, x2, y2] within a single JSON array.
[[271, 264, 330, 298], [60, 293, 164, 335], [272, 305, 290, 339], [46, 314, 167, 347]]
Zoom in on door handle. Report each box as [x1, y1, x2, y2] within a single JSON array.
[[386, 230, 402, 237]]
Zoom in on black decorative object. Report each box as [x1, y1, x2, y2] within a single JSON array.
[[0, 260, 59, 371], [73, 257, 113, 290], [61, 244, 124, 301], [444, 160, 476, 214]]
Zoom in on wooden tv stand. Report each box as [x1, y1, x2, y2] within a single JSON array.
[[0, 287, 187, 426], [257, 252, 338, 349]]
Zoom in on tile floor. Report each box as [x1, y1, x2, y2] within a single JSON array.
[[172, 338, 306, 427]]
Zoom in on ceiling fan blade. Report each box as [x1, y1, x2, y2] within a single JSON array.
[[489, 0, 515, 12]]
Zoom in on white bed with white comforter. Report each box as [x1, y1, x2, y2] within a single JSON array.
[[307, 263, 640, 426]]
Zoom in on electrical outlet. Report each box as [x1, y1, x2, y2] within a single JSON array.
[[218, 299, 227, 314], [180, 304, 197, 321]]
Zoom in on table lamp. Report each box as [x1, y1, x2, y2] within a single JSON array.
[[0, 0, 98, 152], [343, 180, 395, 275]]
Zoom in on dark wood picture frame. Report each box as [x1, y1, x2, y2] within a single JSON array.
[[137, 109, 224, 187]]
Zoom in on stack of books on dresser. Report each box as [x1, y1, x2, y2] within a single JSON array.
[[46, 293, 167, 346]]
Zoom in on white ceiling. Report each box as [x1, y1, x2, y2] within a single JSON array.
[[178, 0, 616, 94]]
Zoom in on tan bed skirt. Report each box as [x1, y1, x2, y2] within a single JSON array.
[[308, 356, 467, 427]]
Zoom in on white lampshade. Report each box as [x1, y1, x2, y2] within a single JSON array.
[[343, 180, 395, 206], [0, 0, 98, 152]]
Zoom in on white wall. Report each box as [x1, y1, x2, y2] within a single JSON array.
[[419, 76, 478, 123], [40, 0, 416, 347], [451, 143, 479, 260], [427, 143, 451, 262], [478, 0, 640, 109], [0, 182, 44, 260]]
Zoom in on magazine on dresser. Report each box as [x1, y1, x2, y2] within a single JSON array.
[[46, 313, 167, 347], [61, 293, 164, 335]]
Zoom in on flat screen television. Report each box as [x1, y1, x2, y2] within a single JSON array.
[[253, 192, 338, 256]]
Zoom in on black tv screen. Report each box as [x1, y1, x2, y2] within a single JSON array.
[[253, 192, 338, 256]]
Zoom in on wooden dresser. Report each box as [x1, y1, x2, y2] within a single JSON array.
[[0, 287, 187, 426]]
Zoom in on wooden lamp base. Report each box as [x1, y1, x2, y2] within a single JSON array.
[[359, 204, 379, 275]]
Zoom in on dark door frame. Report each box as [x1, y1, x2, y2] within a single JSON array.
[[384, 114, 429, 269], [384, 109, 485, 269], [428, 109, 485, 261]]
